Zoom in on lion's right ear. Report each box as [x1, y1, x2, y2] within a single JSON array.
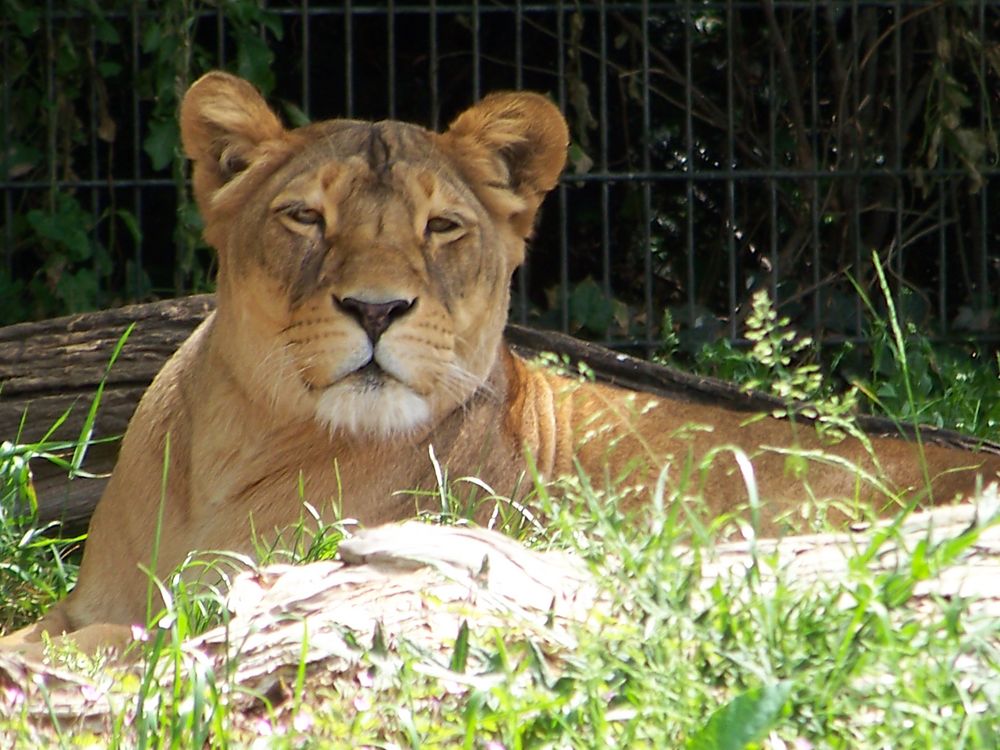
[[441, 92, 568, 241], [180, 72, 285, 203]]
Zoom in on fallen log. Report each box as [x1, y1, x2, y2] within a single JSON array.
[[0, 296, 216, 528], [1, 295, 998, 530]]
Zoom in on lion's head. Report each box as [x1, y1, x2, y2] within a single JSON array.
[[180, 73, 567, 436]]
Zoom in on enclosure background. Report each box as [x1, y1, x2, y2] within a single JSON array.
[[2, 0, 998, 356]]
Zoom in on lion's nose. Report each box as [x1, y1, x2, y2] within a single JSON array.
[[334, 296, 415, 343]]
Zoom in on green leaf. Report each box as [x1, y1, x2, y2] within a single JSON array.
[[116, 209, 143, 245], [569, 278, 615, 337], [93, 13, 119, 44], [282, 101, 312, 129], [144, 118, 179, 171], [54, 268, 98, 313], [937, 521, 988, 568], [235, 32, 275, 94], [783, 454, 809, 480], [7, 0, 40, 35], [179, 201, 204, 230], [876, 382, 898, 401], [98, 61, 122, 78], [878, 571, 915, 608], [909, 538, 931, 580], [687, 682, 792, 750], [261, 12, 284, 38], [141, 23, 162, 54], [26, 194, 93, 260], [124, 260, 153, 300], [568, 142, 594, 175]]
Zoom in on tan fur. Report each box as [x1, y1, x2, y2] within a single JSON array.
[[3, 72, 997, 655]]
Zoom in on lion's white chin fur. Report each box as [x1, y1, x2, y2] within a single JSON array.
[[314, 383, 431, 437]]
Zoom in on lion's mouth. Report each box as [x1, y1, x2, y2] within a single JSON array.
[[352, 360, 388, 390], [302, 360, 391, 393]]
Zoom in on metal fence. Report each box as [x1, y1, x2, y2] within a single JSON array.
[[2, 1, 998, 353]]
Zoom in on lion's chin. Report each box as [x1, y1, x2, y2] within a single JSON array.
[[314, 381, 431, 438]]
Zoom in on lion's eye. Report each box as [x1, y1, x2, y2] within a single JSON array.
[[288, 206, 324, 227], [425, 216, 461, 235]]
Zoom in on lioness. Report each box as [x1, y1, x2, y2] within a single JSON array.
[[3, 72, 998, 654]]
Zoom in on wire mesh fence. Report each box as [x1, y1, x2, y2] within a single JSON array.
[[2, 1, 998, 354]]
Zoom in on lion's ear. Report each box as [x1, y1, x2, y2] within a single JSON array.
[[180, 72, 285, 202], [442, 92, 568, 238]]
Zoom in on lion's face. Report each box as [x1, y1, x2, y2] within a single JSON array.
[[180, 73, 567, 437], [262, 128, 516, 435]]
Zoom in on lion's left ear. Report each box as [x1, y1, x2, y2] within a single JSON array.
[[441, 92, 568, 239], [180, 72, 286, 215]]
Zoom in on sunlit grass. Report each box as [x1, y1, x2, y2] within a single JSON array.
[[2, 447, 998, 748]]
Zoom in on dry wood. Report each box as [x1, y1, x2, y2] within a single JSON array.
[[0, 296, 215, 439], [0, 522, 600, 730], [4, 295, 997, 531], [193, 522, 599, 687], [701, 483, 1000, 618]]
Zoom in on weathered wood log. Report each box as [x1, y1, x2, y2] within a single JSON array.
[[1, 295, 998, 530], [0, 296, 215, 529], [701, 484, 1000, 619], [193, 522, 600, 691], [0, 296, 215, 443]]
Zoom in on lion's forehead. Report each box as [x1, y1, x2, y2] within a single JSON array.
[[277, 119, 473, 203], [303, 119, 436, 161]]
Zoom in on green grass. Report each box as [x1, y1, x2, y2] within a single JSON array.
[[1, 291, 998, 747], [0, 421, 88, 633], [3, 469, 997, 747]]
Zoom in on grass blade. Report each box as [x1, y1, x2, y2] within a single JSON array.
[[70, 323, 134, 474], [450, 620, 470, 674]]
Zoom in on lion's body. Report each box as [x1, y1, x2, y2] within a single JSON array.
[[3, 73, 998, 654]]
